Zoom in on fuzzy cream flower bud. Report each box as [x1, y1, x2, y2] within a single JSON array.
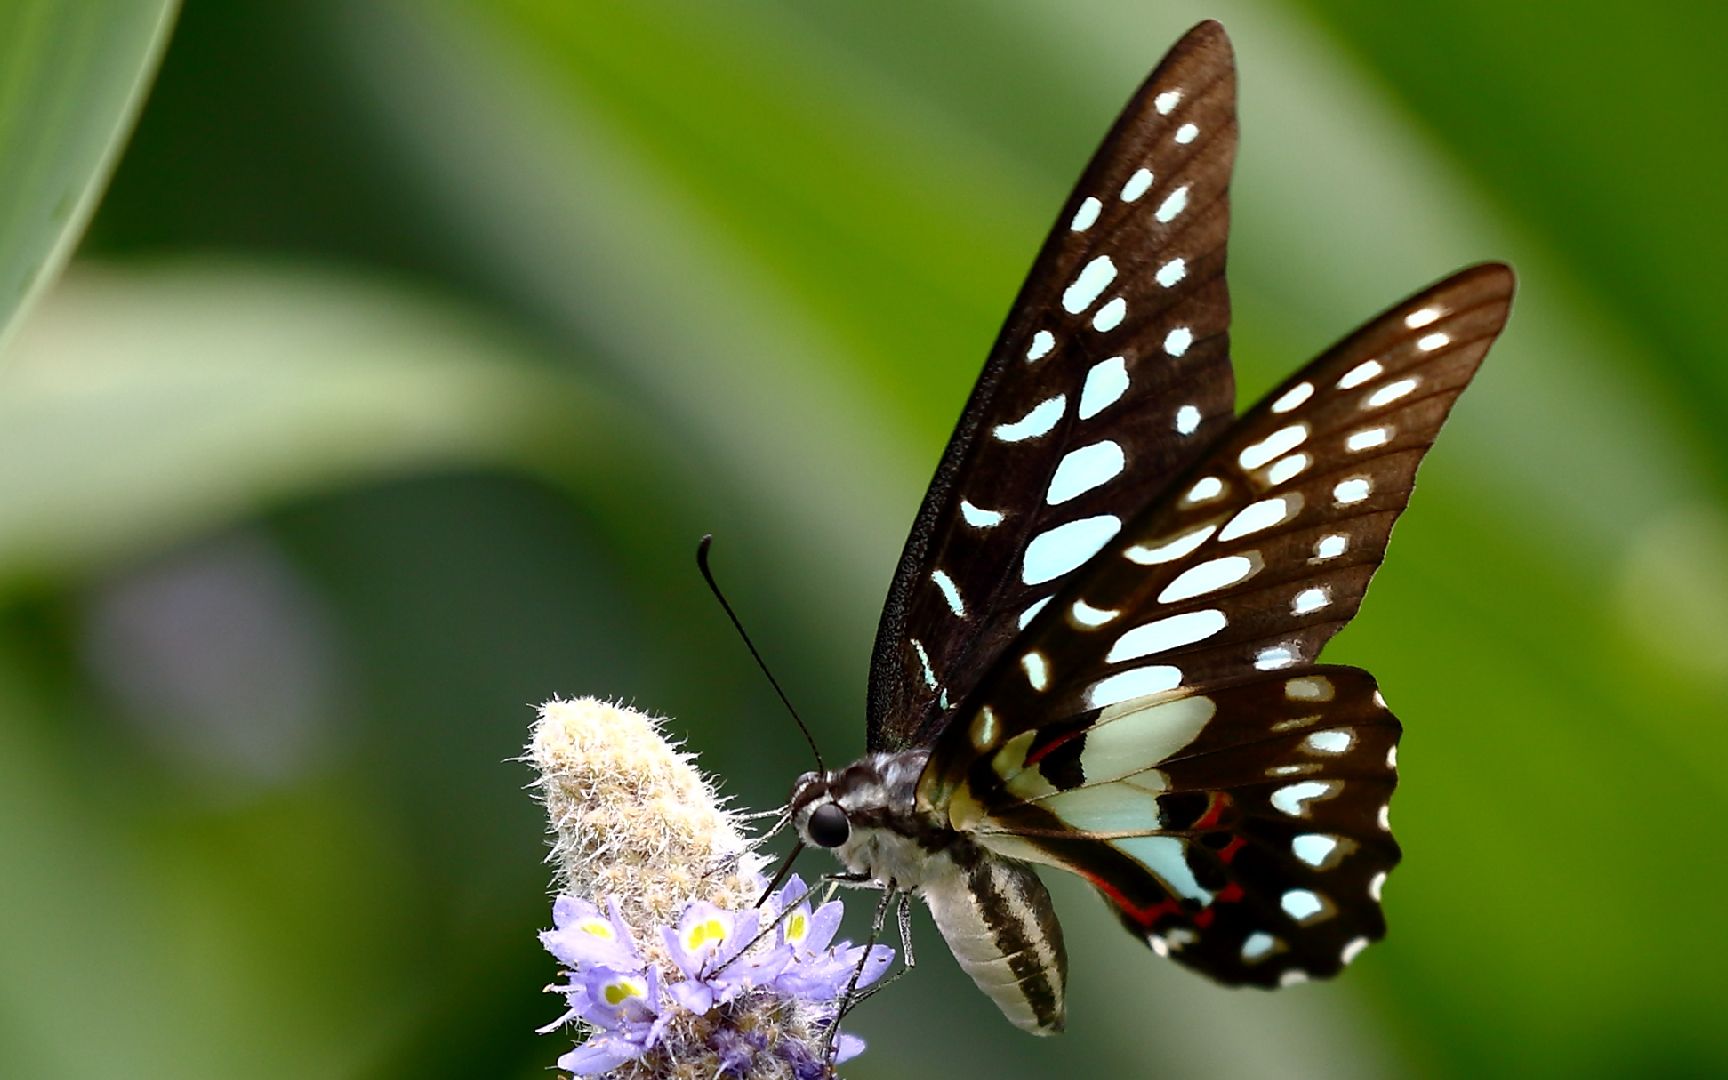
[[528, 698, 763, 948]]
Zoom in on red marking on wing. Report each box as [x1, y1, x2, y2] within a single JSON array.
[[1083, 869, 1181, 928], [1194, 792, 1231, 830], [1216, 836, 1246, 864], [1024, 727, 1085, 767]]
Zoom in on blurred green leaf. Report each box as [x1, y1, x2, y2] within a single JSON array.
[[0, 0, 178, 351], [0, 260, 634, 590]]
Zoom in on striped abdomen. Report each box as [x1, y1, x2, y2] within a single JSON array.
[[920, 844, 1068, 1034]]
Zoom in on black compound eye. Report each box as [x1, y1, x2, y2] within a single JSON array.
[[807, 803, 850, 848]]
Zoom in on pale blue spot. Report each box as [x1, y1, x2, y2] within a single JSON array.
[[1241, 932, 1277, 961], [1087, 665, 1181, 708], [1046, 440, 1126, 505], [1291, 834, 1338, 867], [1107, 610, 1226, 663], [993, 395, 1066, 442], [1021, 514, 1121, 585], [1281, 888, 1324, 921], [1078, 356, 1129, 419], [1062, 256, 1117, 314], [1271, 781, 1332, 816], [1118, 835, 1212, 903], [960, 500, 1004, 528]]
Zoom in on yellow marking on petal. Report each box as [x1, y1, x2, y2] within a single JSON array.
[[577, 918, 616, 940], [602, 976, 646, 1006], [686, 917, 729, 951], [786, 912, 808, 945]]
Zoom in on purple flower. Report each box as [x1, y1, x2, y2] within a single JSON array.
[[541, 896, 640, 971], [540, 884, 894, 1076]]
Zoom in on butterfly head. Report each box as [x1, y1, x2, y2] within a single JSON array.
[[788, 770, 851, 848]]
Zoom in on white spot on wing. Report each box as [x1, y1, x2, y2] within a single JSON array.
[[1305, 729, 1352, 753], [1021, 515, 1122, 585], [993, 395, 1065, 442], [1338, 359, 1383, 389], [1070, 196, 1102, 232], [1062, 255, 1118, 314], [930, 569, 966, 616], [1346, 426, 1391, 452], [1255, 645, 1297, 670], [1239, 424, 1309, 470], [960, 500, 1004, 528], [1026, 330, 1055, 360], [1107, 609, 1227, 662], [1047, 440, 1126, 504], [1369, 871, 1387, 900], [1292, 587, 1330, 614], [1266, 453, 1311, 485], [1271, 781, 1332, 816], [1341, 937, 1370, 965], [1366, 377, 1419, 408], [1404, 307, 1442, 329], [1121, 168, 1154, 202], [1092, 297, 1127, 332], [1155, 185, 1188, 223], [1159, 555, 1257, 603], [1285, 676, 1335, 701], [1125, 524, 1215, 565], [1174, 122, 1198, 144], [1182, 476, 1225, 504], [1154, 89, 1182, 114], [1387, 744, 1398, 769], [1218, 495, 1300, 541], [1021, 652, 1049, 691], [1078, 356, 1129, 419], [1070, 599, 1120, 627], [1416, 332, 1451, 351], [1314, 534, 1348, 560], [1088, 665, 1181, 707], [1292, 834, 1338, 867], [1281, 888, 1324, 921], [1241, 932, 1277, 962], [1333, 477, 1372, 505], [1117, 834, 1211, 903], [1154, 258, 1187, 287], [1017, 596, 1052, 629], [1377, 804, 1391, 830], [1272, 382, 1314, 413], [1175, 404, 1201, 435], [1280, 969, 1310, 987], [1164, 326, 1193, 356], [912, 638, 937, 689]]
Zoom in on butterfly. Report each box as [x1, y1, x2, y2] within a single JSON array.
[[782, 19, 1513, 1034]]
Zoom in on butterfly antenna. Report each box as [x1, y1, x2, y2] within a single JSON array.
[[696, 534, 826, 772]]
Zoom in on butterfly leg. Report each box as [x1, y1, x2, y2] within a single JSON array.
[[822, 883, 901, 1059]]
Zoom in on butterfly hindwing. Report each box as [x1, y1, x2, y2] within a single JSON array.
[[935, 666, 1400, 987], [869, 21, 1240, 752]]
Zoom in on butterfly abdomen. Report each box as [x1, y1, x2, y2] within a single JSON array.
[[919, 843, 1069, 1034]]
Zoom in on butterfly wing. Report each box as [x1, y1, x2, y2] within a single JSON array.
[[945, 666, 1399, 987], [919, 265, 1514, 983], [869, 20, 1240, 751]]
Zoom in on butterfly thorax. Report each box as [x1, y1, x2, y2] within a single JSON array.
[[790, 751, 953, 886], [790, 750, 1072, 1034]]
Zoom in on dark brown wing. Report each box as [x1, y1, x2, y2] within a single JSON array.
[[869, 21, 1240, 750]]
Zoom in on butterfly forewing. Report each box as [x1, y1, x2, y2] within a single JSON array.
[[943, 667, 1401, 987], [921, 263, 1513, 756], [869, 21, 1240, 752]]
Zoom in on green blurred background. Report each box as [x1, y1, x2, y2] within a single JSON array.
[[3, 1, 1725, 1077]]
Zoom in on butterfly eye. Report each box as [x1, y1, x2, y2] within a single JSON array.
[[807, 803, 850, 848]]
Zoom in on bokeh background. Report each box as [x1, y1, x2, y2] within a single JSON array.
[[3, 1, 1725, 1077]]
